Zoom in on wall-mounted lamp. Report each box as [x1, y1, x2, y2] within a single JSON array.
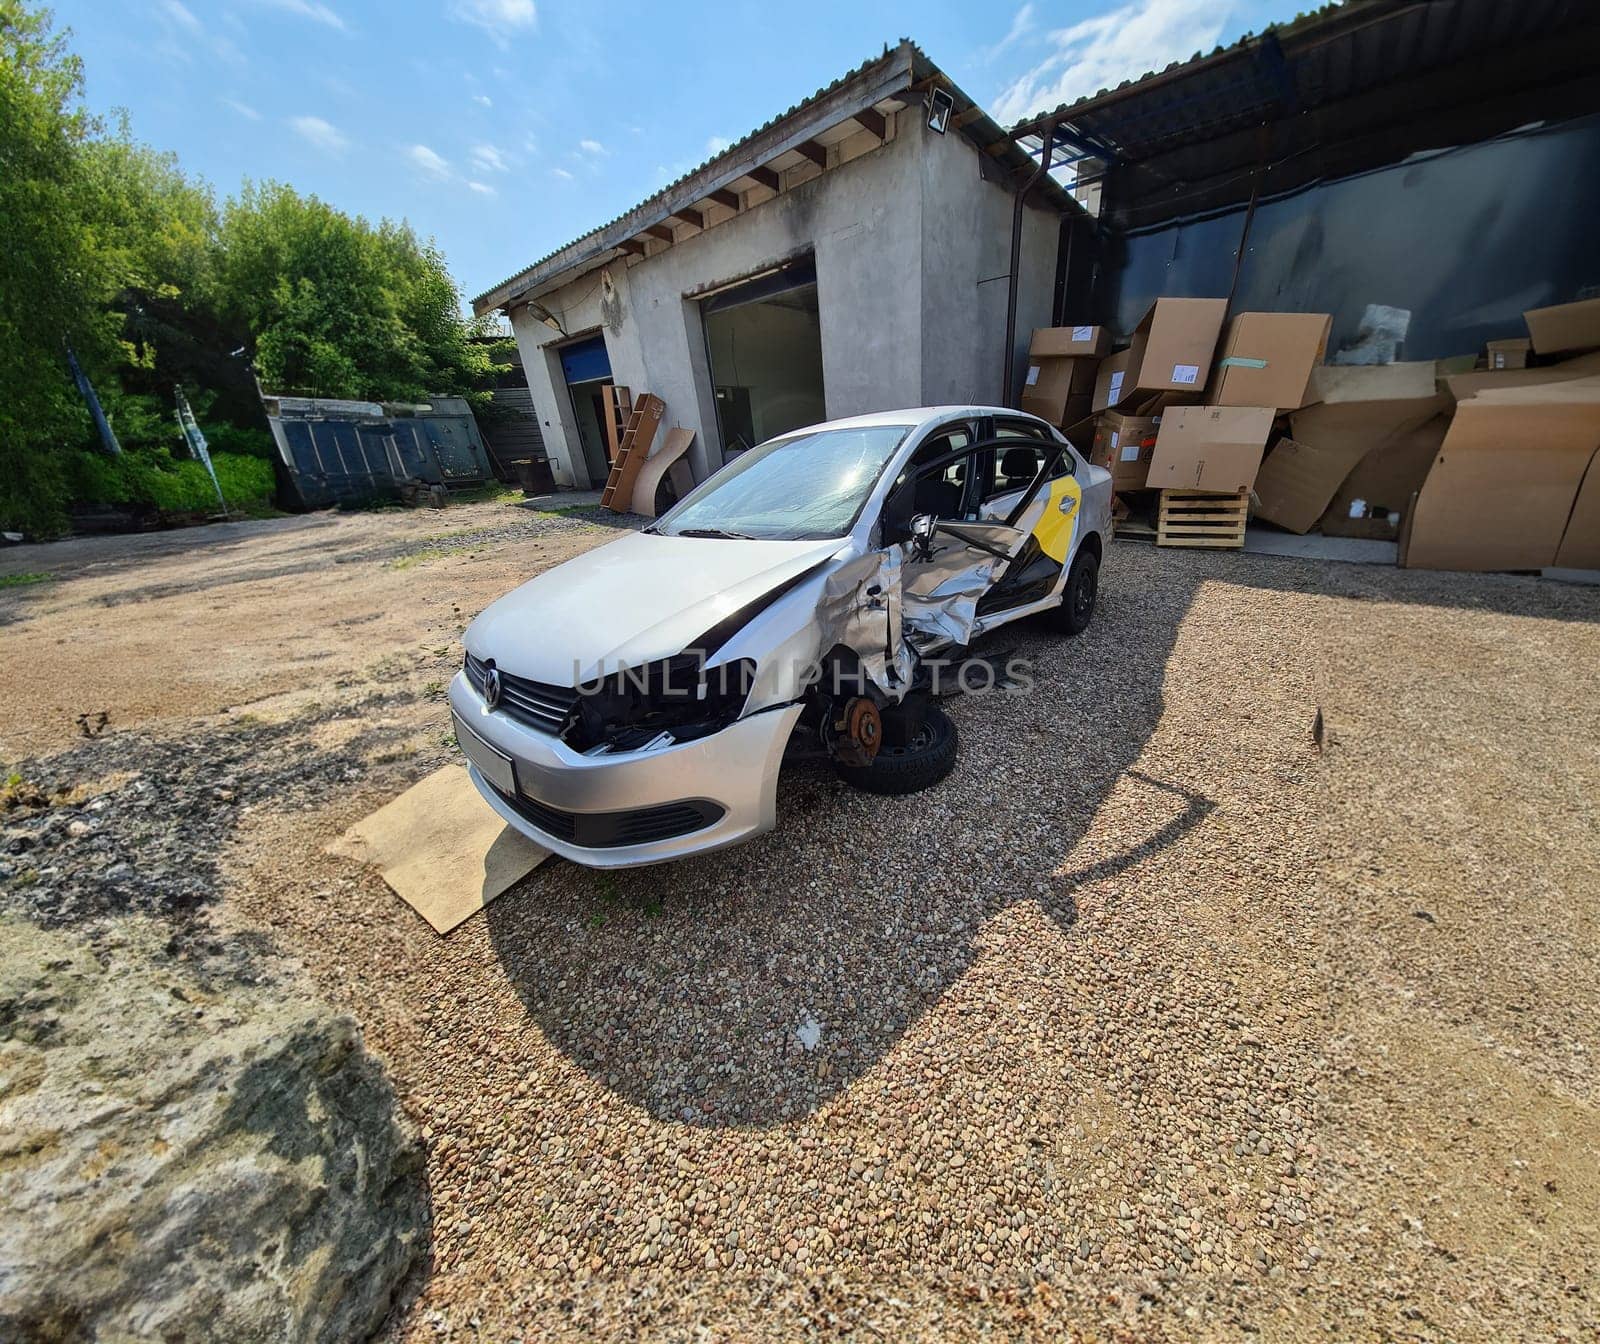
[[927, 88, 954, 135], [525, 300, 568, 337]]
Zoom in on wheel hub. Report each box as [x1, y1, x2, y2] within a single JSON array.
[[831, 696, 882, 767]]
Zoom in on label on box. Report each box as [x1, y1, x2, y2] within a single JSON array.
[[1120, 444, 1141, 462], [1109, 430, 1119, 448], [1171, 363, 1201, 384], [1025, 365, 1040, 386], [1072, 325, 1093, 341], [1108, 371, 1124, 401]]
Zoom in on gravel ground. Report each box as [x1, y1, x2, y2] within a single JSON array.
[[3, 503, 1597, 1341]]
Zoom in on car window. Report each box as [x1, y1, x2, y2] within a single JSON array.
[[655, 424, 912, 540], [992, 417, 1051, 442], [894, 426, 974, 520], [978, 436, 1073, 503]]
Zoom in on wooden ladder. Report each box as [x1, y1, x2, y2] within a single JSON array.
[[600, 384, 632, 464], [599, 393, 665, 511]]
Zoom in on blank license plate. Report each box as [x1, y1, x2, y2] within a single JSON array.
[[453, 714, 517, 796]]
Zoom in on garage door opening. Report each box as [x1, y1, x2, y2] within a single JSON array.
[[558, 334, 614, 487], [702, 257, 825, 456]]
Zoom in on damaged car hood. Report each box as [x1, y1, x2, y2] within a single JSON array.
[[466, 531, 845, 685]]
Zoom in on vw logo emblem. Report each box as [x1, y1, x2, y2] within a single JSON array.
[[482, 664, 502, 709]]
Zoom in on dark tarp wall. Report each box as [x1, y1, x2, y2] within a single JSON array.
[[1103, 112, 1600, 361]]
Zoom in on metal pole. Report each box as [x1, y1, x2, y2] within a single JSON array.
[[1002, 121, 1057, 407]]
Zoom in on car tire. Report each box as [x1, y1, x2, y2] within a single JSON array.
[[834, 703, 958, 795], [1052, 547, 1098, 636]]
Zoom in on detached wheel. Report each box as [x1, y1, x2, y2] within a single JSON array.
[[1051, 547, 1098, 636], [834, 703, 958, 795]]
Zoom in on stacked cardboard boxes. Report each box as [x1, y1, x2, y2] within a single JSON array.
[[1068, 303, 1328, 540], [1025, 294, 1600, 570], [1020, 326, 1109, 430]]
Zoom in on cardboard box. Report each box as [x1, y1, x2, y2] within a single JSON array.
[[1089, 409, 1162, 492], [1252, 437, 1363, 534], [1524, 297, 1600, 356], [1020, 355, 1097, 424], [1485, 338, 1531, 370], [1209, 312, 1331, 412], [1317, 413, 1450, 539], [1030, 325, 1111, 358], [1403, 376, 1600, 572], [1092, 349, 1133, 412], [1147, 405, 1273, 493], [1254, 362, 1447, 533], [1126, 297, 1228, 396], [1442, 351, 1600, 403]]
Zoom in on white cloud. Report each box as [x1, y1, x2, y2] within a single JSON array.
[[551, 167, 574, 181], [221, 97, 261, 120], [407, 144, 452, 179], [705, 135, 732, 155], [473, 93, 493, 107], [468, 180, 497, 196], [989, 0, 1232, 127], [256, 0, 348, 30], [159, 0, 201, 31], [288, 115, 348, 154], [470, 143, 509, 173], [578, 138, 606, 156], [983, 3, 1036, 63], [453, 0, 536, 46]]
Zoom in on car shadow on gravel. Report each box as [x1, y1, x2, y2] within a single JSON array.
[[483, 560, 1215, 1129], [482, 549, 1600, 1129]]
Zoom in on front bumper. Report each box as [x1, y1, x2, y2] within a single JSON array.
[[448, 671, 803, 868]]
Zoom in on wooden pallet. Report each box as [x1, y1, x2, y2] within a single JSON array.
[[599, 393, 665, 511], [1156, 489, 1249, 549]]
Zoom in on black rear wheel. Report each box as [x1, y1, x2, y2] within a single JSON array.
[[1051, 547, 1098, 636], [834, 703, 958, 795]]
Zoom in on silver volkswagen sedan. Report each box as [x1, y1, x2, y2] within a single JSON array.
[[450, 405, 1112, 867]]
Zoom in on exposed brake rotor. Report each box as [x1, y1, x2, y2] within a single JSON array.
[[831, 696, 883, 767]]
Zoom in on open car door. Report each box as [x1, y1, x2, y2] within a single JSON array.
[[889, 436, 1068, 646]]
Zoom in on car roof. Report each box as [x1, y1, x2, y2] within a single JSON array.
[[784, 406, 1047, 434]]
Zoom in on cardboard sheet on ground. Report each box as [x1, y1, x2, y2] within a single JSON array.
[[329, 765, 550, 933]]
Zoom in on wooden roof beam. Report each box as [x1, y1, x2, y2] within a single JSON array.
[[853, 105, 887, 139], [670, 206, 704, 229], [644, 224, 675, 243], [792, 139, 829, 169], [707, 188, 742, 211], [746, 164, 781, 193], [616, 239, 648, 257]]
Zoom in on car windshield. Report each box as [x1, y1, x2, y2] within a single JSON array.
[[653, 424, 913, 541]]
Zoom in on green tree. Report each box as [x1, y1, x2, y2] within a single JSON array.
[[0, 0, 119, 532], [216, 183, 501, 404]]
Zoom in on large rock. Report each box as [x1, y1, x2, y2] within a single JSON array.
[[0, 916, 427, 1342]]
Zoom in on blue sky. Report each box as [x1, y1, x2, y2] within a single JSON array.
[[51, 0, 1301, 307]]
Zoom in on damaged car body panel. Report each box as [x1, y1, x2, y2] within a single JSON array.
[[452, 406, 1112, 867]]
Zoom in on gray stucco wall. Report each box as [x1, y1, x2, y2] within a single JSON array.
[[917, 120, 1059, 407], [504, 118, 1062, 491]]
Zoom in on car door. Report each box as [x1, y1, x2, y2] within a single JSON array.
[[889, 432, 1038, 647], [972, 418, 1084, 616]]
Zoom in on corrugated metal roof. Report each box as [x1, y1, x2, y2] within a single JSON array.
[[1007, 0, 1600, 228], [472, 40, 1070, 312], [1009, 0, 1593, 157]]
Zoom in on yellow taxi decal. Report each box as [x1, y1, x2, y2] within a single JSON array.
[[1030, 474, 1081, 563]]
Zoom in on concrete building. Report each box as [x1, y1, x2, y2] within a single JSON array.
[[470, 42, 1075, 493]]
